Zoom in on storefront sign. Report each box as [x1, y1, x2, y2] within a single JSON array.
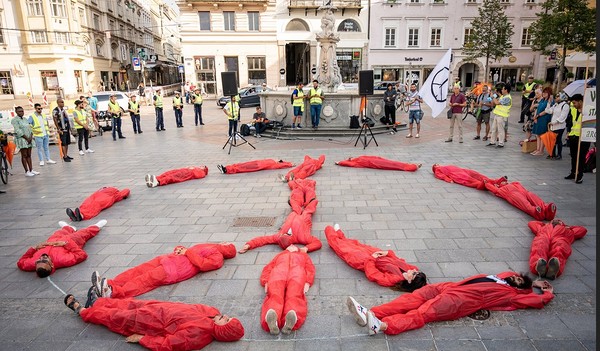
[[508, 56, 517, 63], [337, 55, 352, 61], [405, 57, 423, 62]]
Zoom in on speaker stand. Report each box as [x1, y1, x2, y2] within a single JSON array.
[[222, 98, 256, 154], [353, 96, 378, 149]]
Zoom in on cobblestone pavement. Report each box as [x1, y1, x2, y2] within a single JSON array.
[[0, 96, 595, 351]]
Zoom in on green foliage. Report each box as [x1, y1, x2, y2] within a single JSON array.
[[529, 0, 596, 54]]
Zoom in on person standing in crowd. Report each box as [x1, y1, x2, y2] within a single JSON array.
[[28, 103, 56, 166], [11, 106, 37, 176], [172, 91, 184, 128], [520, 75, 537, 123], [383, 83, 397, 134], [530, 87, 554, 156], [446, 86, 466, 143], [128, 95, 142, 134], [487, 84, 512, 148], [223, 95, 240, 138], [72, 100, 93, 156], [192, 88, 204, 126], [137, 83, 146, 106], [453, 77, 462, 90], [564, 94, 590, 184], [108, 94, 126, 140], [292, 82, 305, 129], [406, 84, 423, 138], [308, 80, 324, 129], [52, 98, 73, 162], [546, 92, 570, 160], [252, 106, 268, 138], [474, 85, 493, 141], [153, 89, 165, 131], [85, 92, 100, 134]]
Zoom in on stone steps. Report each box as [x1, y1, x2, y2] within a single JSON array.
[[257, 123, 408, 139]]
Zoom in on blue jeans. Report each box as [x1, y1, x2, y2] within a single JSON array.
[[228, 119, 238, 136], [194, 104, 203, 125], [130, 114, 141, 133], [310, 104, 322, 127], [174, 108, 183, 127], [34, 135, 50, 162], [112, 117, 123, 139], [155, 108, 164, 130]]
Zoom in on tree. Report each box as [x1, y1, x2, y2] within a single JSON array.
[[462, 0, 514, 84], [529, 0, 595, 91]]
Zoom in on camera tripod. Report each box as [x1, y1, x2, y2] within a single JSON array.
[[353, 95, 378, 149], [222, 99, 255, 154]]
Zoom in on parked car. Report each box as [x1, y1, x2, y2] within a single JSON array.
[[217, 85, 271, 107], [93, 92, 129, 131], [374, 81, 399, 90]]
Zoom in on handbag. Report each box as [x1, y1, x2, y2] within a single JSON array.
[[447, 109, 453, 119]]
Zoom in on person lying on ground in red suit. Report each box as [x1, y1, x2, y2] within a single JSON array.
[[432, 163, 508, 190], [279, 154, 325, 182], [528, 219, 587, 280], [325, 224, 426, 290], [260, 244, 315, 335], [484, 180, 556, 221], [66, 186, 130, 221], [347, 271, 553, 336], [145, 166, 208, 188], [89, 242, 236, 299], [217, 159, 294, 174], [64, 295, 244, 351], [288, 178, 317, 215], [17, 220, 107, 277], [239, 211, 322, 253], [336, 155, 422, 172]]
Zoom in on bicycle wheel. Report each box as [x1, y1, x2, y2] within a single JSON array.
[[0, 155, 8, 184]]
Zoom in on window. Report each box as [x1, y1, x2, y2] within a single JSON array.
[[40, 70, 59, 91], [525, 0, 535, 2], [248, 12, 259, 31], [31, 31, 48, 43], [195, 56, 216, 94], [0, 18, 4, 44], [286, 19, 309, 31], [247, 56, 266, 83], [27, 0, 44, 16], [198, 12, 211, 31], [521, 27, 532, 46], [466, 0, 477, 3], [409, 0, 420, 2], [50, 0, 67, 17], [499, 0, 509, 3], [430, 28, 441, 47], [72, 2, 77, 22], [384, 28, 396, 47], [54, 32, 70, 44], [93, 14, 101, 30], [337, 19, 361, 32], [223, 12, 235, 31], [0, 71, 14, 95], [95, 39, 104, 56], [463, 27, 473, 45], [408, 28, 419, 47], [336, 49, 361, 83], [109, 20, 115, 32], [79, 8, 85, 23]]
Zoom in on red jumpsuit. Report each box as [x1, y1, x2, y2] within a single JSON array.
[[337, 156, 420, 172], [224, 159, 293, 174], [80, 298, 244, 351], [244, 211, 322, 252], [288, 179, 317, 215], [324, 225, 418, 287], [108, 243, 236, 298], [528, 220, 587, 277], [432, 164, 507, 190], [371, 271, 554, 335], [78, 187, 130, 220], [156, 166, 208, 186], [17, 225, 100, 274], [283, 155, 325, 181], [484, 181, 556, 220], [259, 250, 315, 332]]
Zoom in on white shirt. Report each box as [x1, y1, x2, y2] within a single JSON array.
[[547, 101, 569, 131]]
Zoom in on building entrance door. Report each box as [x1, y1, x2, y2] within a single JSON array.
[[285, 43, 310, 86]]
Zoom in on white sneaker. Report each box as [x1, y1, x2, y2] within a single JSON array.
[[79, 150, 85, 156], [281, 310, 297, 334], [334, 223, 340, 231], [265, 309, 279, 335], [39, 161, 45, 166], [406, 134, 413, 138], [367, 311, 382, 336], [150, 175, 159, 188], [145, 174, 152, 187], [95, 219, 107, 228], [58, 221, 76, 230], [415, 134, 420, 138], [25, 171, 35, 177], [31, 170, 40, 175], [347, 296, 368, 327], [47, 159, 56, 164], [86, 149, 94, 153], [100, 278, 112, 298]]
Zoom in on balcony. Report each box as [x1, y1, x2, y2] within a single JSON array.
[[288, 0, 362, 15]]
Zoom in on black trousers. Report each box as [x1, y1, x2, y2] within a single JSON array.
[[569, 135, 590, 177], [77, 128, 89, 151], [384, 105, 396, 125], [228, 119, 238, 136]]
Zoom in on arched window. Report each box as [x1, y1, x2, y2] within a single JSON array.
[[286, 19, 309, 31], [337, 19, 360, 32], [95, 39, 104, 57]]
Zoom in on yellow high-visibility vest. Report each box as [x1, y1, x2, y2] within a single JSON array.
[[30, 113, 49, 137], [309, 87, 323, 105], [225, 101, 239, 121], [193, 93, 203, 104], [154, 95, 163, 108], [73, 109, 87, 129], [523, 82, 536, 96], [492, 94, 512, 117], [293, 89, 304, 107], [108, 101, 121, 117], [129, 101, 139, 114], [568, 107, 582, 137]]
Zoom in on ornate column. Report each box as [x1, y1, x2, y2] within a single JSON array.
[[315, 6, 342, 93]]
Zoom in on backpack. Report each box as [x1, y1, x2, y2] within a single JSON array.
[[584, 147, 596, 173], [240, 123, 251, 136], [291, 89, 297, 104]]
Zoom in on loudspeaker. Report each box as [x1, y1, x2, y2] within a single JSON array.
[[221, 72, 238, 96], [358, 70, 374, 95]]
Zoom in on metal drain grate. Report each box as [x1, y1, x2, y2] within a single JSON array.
[[232, 216, 276, 227]]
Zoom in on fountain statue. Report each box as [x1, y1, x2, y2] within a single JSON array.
[[315, 3, 343, 93]]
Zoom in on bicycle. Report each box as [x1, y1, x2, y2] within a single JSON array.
[[462, 95, 479, 121], [395, 93, 410, 113], [0, 132, 12, 184]]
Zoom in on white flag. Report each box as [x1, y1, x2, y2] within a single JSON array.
[[418, 49, 452, 118]]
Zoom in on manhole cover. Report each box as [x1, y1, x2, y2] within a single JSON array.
[[232, 216, 276, 227]]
